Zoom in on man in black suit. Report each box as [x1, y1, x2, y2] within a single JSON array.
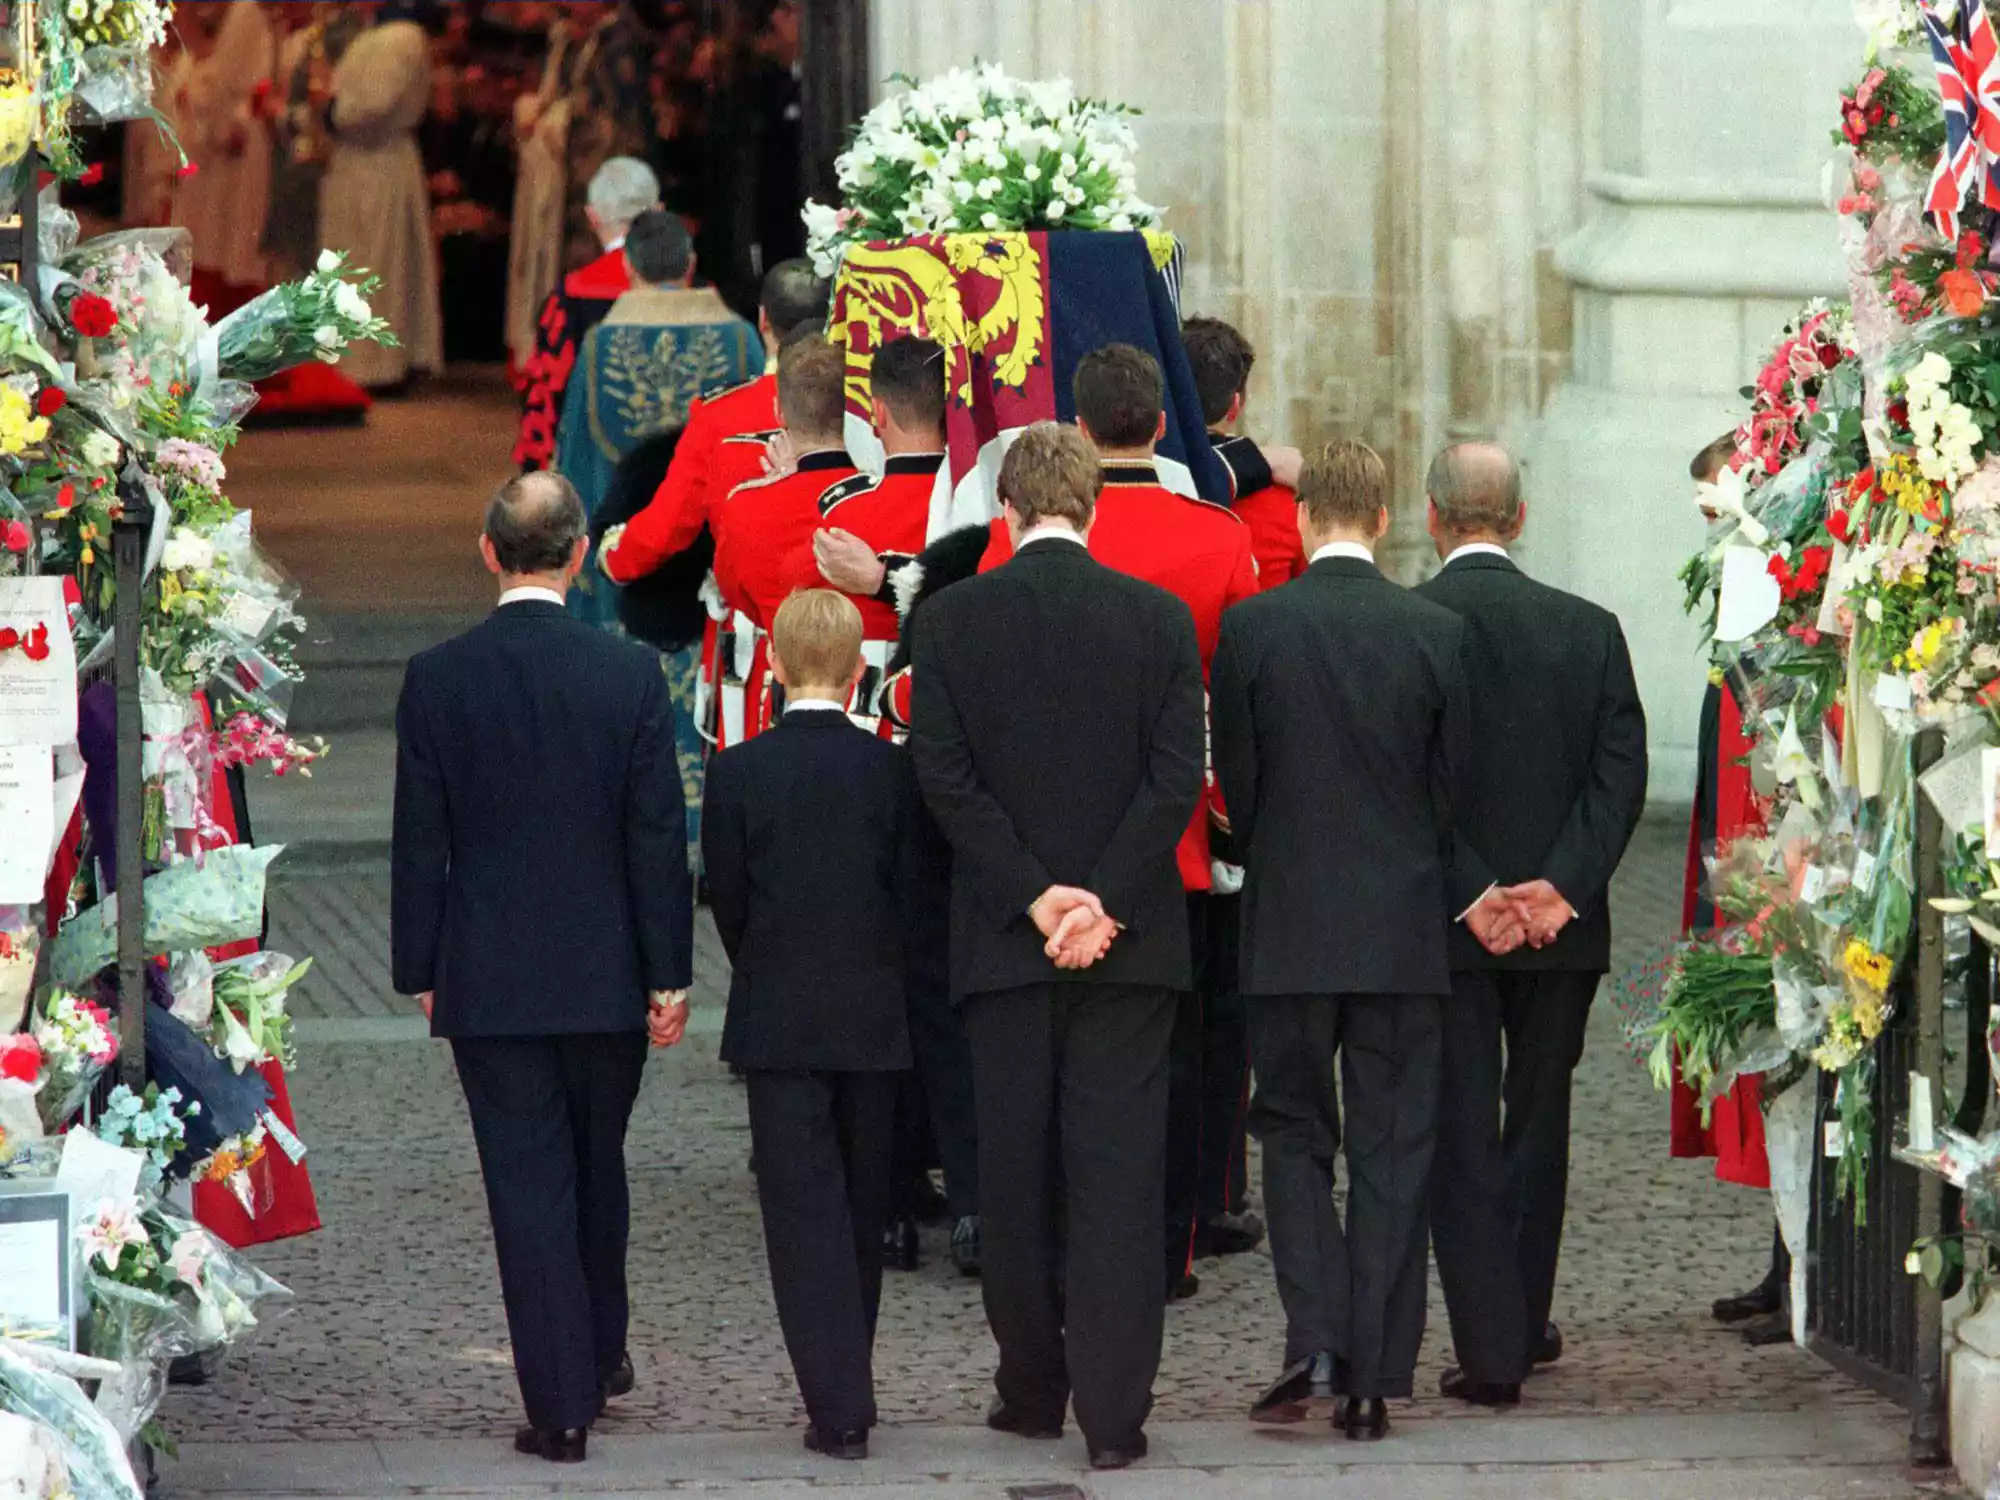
[[1416, 442, 1648, 1402], [1211, 440, 1498, 1442], [391, 472, 694, 1465], [702, 588, 941, 1462], [908, 421, 1205, 1471]]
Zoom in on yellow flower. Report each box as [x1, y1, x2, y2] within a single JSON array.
[[0, 385, 47, 455], [1843, 938, 1893, 993], [1896, 618, 1958, 672]]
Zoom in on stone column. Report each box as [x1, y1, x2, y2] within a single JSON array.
[[1522, 0, 1854, 798]]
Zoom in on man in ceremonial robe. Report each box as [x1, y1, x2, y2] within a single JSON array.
[[318, 1, 443, 389], [515, 157, 663, 470], [556, 210, 759, 631], [171, 1, 276, 292]]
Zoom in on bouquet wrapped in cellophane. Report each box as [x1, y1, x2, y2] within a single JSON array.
[[211, 250, 397, 385]]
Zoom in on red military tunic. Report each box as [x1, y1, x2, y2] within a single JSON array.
[[599, 373, 780, 585], [786, 452, 942, 641], [1213, 432, 1306, 588], [979, 459, 1260, 887]]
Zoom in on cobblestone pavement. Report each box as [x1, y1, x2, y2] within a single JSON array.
[[161, 815, 1910, 1447]]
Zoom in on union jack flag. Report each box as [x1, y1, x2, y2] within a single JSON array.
[[1921, 0, 2000, 239]]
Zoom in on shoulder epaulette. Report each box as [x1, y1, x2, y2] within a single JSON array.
[[819, 472, 881, 516], [705, 373, 766, 404], [1176, 491, 1247, 525], [722, 427, 783, 446]]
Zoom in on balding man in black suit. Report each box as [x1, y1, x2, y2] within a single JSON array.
[[1416, 442, 1647, 1405], [392, 473, 694, 1465]]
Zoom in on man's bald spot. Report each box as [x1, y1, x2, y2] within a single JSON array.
[[1427, 441, 1521, 539]]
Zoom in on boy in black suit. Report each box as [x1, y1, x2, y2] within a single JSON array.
[[701, 588, 933, 1463]]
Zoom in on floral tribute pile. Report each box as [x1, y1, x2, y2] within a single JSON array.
[[801, 62, 1161, 276], [1660, 0, 2000, 1283], [0, 3, 387, 1491]]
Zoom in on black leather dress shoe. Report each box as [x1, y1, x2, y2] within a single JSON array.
[[601, 1353, 635, 1403], [1529, 1321, 1563, 1366], [1250, 1350, 1341, 1424], [1194, 1212, 1266, 1258], [1741, 1310, 1790, 1346], [951, 1215, 982, 1276], [1711, 1280, 1782, 1323], [804, 1425, 869, 1460], [1438, 1366, 1522, 1407], [883, 1218, 920, 1271], [1088, 1431, 1148, 1470], [1341, 1397, 1389, 1441], [986, 1397, 1063, 1440], [514, 1425, 588, 1463]]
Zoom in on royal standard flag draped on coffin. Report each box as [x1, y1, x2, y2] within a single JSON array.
[[828, 230, 1230, 539]]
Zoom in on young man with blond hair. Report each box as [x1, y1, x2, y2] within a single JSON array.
[[701, 588, 940, 1463]]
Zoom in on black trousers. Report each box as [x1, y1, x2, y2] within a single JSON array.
[[904, 973, 980, 1219], [1197, 893, 1250, 1223], [961, 981, 1175, 1448], [1248, 993, 1441, 1398], [1494, 968, 1600, 1341], [1165, 894, 1253, 1280], [451, 1032, 648, 1432], [745, 1070, 899, 1434], [1431, 972, 1529, 1384]]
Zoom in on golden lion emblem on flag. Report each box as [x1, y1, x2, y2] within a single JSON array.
[[830, 233, 1048, 416]]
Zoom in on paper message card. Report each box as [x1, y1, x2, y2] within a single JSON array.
[[0, 744, 49, 903], [0, 1186, 72, 1349], [1714, 547, 1781, 643], [0, 577, 75, 746]]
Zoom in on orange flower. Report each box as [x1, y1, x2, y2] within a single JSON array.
[[1941, 267, 1989, 317]]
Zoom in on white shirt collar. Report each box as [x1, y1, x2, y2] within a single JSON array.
[[1019, 523, 1088, 549], [604, 235, 626, 253], [784, 698, 849, 714], [1309, 541, 1377, 566], [1444, 542, 1510, 564], [498, 586, 566, 608]]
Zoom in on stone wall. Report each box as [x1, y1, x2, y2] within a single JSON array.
[[866, 0, 1860, 794]]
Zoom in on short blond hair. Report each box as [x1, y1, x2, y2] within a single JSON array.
[[772, 588, 864, 689], [999, 422, 1102, 529], [1299, 439, 1388, 534]]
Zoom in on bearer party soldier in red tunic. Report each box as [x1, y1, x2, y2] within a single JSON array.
[[597, 260, 832, 587], [977, 344, 1260, 1302], [1182, 317, 1308, 588], [703, 338, 858, 737], [514, 158, 661, 471], [790, 336, 949, 643]]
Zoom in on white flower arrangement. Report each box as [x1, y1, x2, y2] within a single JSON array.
[[801, 63, 1162, 276], [1906, 351, 1980, 488], [1853, 0, 1923, 50]]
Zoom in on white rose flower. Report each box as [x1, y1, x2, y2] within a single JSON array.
[[80, 431, 119, 468], [1047, 200, 1066, 221], [1023, 164, 1042, 182], [1865, 597, 1885, 623], [161, 528, 216, 574], [1065, 186, 1085, 206], [314, 326, 341, 350], [316, 248, 342, 274], [978, 177, 1001, 199], [980, 212, 1001, 230], [333, 280, 372, 324], [1912, 351, 1954, 388], [952, 179, 975, 202], [1109, 213, 1133, 232]]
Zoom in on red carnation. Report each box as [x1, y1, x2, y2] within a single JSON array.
[[69, 293, 116, 338], [76, 162, 103, 187], [2, 520, 26, 553], [1827, 508, 1853, 544], [0, 1035, 39, 1083], [34, 386, 64, 417]]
